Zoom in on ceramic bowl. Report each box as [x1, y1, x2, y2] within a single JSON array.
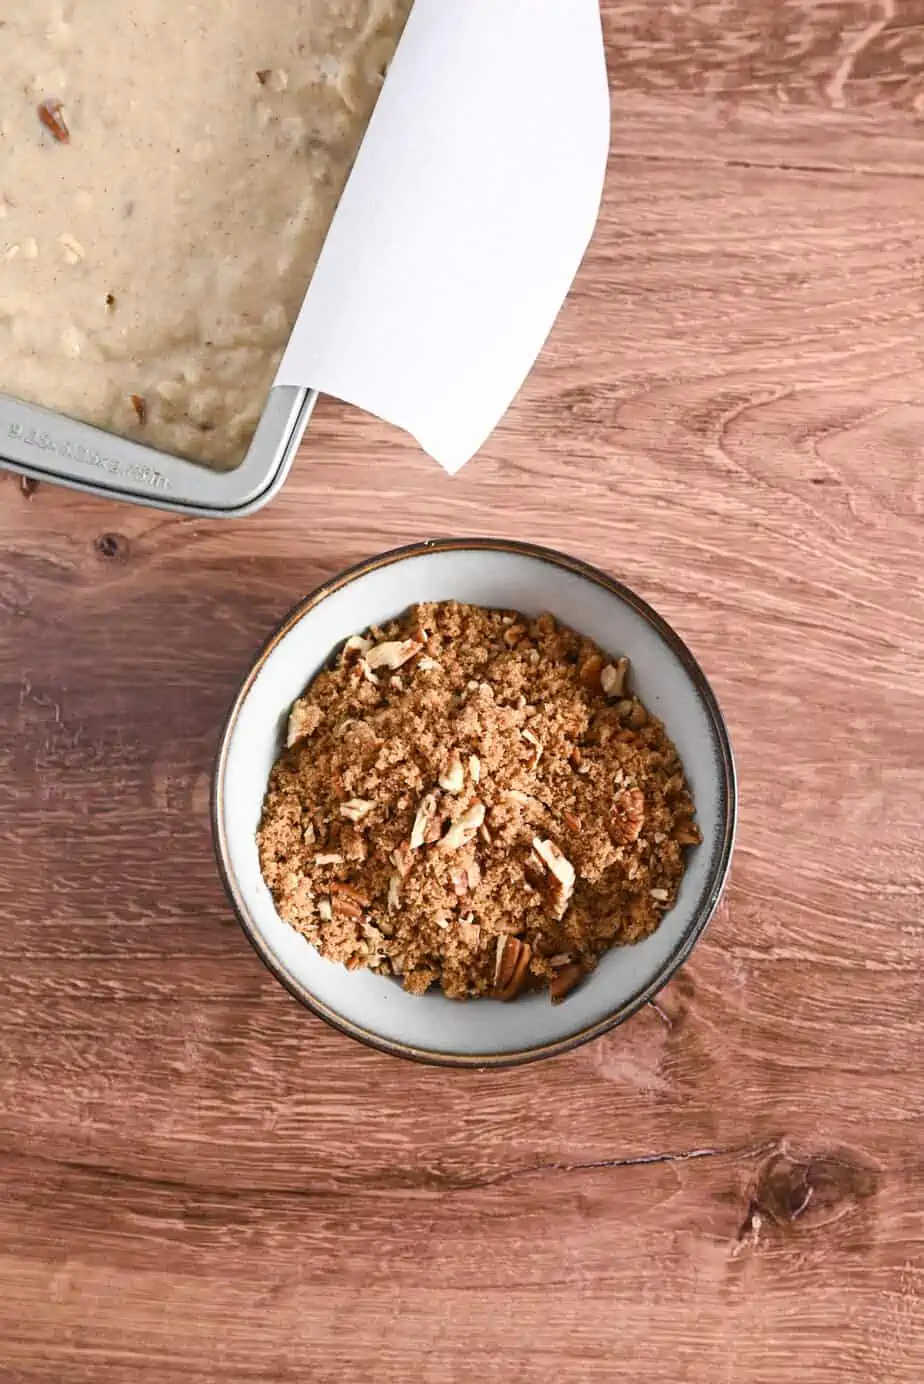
[[212, 539, 736, 1067]]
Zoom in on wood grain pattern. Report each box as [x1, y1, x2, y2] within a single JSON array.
[[1, 3, 923, 1380]]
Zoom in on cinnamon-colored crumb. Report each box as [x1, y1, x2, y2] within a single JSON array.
[[257, 602, 701, 1002]]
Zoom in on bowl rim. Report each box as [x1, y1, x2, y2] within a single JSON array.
[[212, 537, 737, 1068]]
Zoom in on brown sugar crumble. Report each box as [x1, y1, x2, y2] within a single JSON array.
[[257, 602, 701, 1003]]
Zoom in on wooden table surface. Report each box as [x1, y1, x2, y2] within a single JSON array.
[[2, 4, 923, 1381]]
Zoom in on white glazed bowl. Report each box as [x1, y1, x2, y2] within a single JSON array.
[[212, 539, 736, 1067]]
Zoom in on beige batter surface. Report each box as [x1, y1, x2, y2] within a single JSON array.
[[0, 1, 411, 468]]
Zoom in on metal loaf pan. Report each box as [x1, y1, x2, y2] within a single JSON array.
[[0, 384, 319, 517]]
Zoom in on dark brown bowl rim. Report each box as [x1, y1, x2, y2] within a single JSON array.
[[212, 538, 737, 1069]]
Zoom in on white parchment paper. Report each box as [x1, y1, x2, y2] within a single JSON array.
[[275, 0, 611, 472]]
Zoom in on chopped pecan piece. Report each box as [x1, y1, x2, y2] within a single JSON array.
[[626, 702, 648, 729], [330, 881, 370, 910], [612, 786, 645, 844], [37, 98, 69, 143], [674, 819, 702, 846], [286, 699, 323, 748], [341, 634, 373, 666], [410, 793, 439, 850], [439, 755, 465, 794], [450, 866, 469, 898], [601, 657, 630, 700], [522, 728, 543, 767], [494, 936, 532, 1001], [459, 916, 481, 946], [524, 855, 545, 891], [441, 801, 485, 850], [365, 638, 423, 671], [392, 842, 414, 878], [529, 837, 576, 919], [549, 963, 584, 1004], [578, 653, 603, 692]]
